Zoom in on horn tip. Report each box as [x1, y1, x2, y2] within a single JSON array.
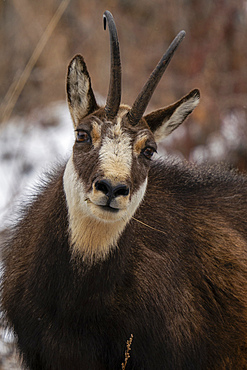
[[103, 13, 107, 30], [178, 30, 186, 40], [103, 11, 113, 31]]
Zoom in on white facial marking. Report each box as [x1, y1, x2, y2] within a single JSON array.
[[154, 94, 200, 142], [99, 112, 132, 183], [63, 155, 148, 263]]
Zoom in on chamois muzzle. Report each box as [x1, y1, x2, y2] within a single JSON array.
[[95, 179, 130, 206], [103, 10, 121, 120], [127, 30, 186, 126]]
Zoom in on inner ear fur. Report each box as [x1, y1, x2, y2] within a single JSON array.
[[144, 89, 200, 142], [67, 54, 98, 128]]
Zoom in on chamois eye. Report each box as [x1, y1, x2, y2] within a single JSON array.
[[142, 146, 156, 160], [76, 131, 91, 143]]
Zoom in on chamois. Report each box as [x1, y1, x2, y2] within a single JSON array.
[[1, 10, 247, 370]]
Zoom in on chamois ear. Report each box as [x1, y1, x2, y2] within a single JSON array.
[[67, 54, 98, 128], [144, 89, 200, 142]]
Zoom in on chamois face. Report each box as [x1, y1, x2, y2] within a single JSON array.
[[63, 55, 199, 261], [66, 105, 155, 223]]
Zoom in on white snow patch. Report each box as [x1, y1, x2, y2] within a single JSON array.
[[0, 102, 74, 231]]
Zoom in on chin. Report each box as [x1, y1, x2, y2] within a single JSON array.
[[88, 202, 127, 222]]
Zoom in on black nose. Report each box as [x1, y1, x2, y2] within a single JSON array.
[[95, 180, 130, 200]]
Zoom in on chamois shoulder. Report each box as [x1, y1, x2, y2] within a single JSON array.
[[140, 158, 247, 235], [148, 158, 247, 194]]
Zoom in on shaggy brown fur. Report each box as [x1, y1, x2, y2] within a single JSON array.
[[2, 161, 247, 369], [1, 10, 247, 370]]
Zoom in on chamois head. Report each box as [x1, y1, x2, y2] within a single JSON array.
[[64, 11, 200, 261]]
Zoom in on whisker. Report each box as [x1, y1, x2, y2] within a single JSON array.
[[132, 217, 167, 235]]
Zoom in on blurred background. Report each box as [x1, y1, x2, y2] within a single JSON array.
[[0, 0, 247, 368]]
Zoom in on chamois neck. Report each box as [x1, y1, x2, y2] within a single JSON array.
[[68, 213, 127, 263], [63, 156, 146, 263]]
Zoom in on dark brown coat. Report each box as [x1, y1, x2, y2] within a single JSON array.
[[2, 160, 247, 369]]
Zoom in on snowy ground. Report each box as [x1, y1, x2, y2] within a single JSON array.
[[0, 326, 19, 370], [0, 102, 74, 233]]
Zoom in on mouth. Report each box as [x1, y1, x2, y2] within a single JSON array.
[[86, 198, 125, 219], [99, 205, 119, 213]]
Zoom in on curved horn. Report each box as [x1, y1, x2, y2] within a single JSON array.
[[127, 30, 186, 126], [103, 10, 121, 119]]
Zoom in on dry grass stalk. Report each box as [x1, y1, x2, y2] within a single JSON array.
[[0, 0, 70, 125], [121, 334, 133, 370]]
